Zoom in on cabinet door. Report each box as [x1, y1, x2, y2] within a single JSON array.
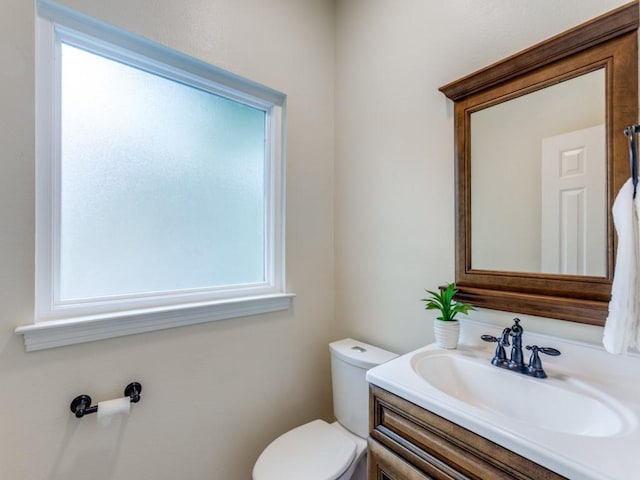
[[369, 386, 566, 480], [368, 438, 433, 480]]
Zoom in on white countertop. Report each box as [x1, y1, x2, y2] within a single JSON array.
[[366, 320, 640, 480]]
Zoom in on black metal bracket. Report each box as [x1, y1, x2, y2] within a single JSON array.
[[624, 124, 640, 198], [70, 382, 142, 418], [124, 382, 142, 403]]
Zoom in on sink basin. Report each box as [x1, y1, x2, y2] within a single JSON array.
[[411, 350, 631, 437], [367, 321, 640, 480]]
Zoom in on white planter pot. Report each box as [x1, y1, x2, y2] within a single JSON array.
[[434, 319, 460, 349]]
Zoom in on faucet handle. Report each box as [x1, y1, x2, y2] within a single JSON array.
[[482, 329, 511, 366], [536, 346, 561, 356], [525, 345, 561, 378], [480, 328, 511, 346]]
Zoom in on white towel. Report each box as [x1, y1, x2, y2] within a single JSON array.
[[603, 178, 640, 354]]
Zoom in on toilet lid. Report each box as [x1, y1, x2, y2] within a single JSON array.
[[253, 420, 356, 480]]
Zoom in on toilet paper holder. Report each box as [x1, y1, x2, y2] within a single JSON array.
[[70, 382, 142, 418]]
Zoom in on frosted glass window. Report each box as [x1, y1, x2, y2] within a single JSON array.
[[27, 1, 287, 350], [59, 44, 266, 300]]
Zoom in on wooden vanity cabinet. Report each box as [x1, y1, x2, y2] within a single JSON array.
[[368, 385, 566, 480]]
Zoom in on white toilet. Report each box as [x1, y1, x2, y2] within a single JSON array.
[[252, 338, 397, 480]]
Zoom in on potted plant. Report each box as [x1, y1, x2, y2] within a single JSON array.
[[421, 283, 474, 349]]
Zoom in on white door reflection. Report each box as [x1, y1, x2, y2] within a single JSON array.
[[541, 125, 606, 276]]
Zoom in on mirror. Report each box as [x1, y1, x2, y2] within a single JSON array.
[[440, 2, 638, 325], [471, 68, 606, 276]]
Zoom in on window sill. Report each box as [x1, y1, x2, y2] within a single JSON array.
[[15, 293, 294, 351]]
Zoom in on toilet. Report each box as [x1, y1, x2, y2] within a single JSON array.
[[252, 338, 397, 480]]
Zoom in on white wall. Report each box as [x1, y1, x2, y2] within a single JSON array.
[[0, 1, 335, 479], [334, 0, 629, 354]]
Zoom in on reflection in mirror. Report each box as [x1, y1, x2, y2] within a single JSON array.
[[439, 0, 638, 325], [470, 69, 606, 276]]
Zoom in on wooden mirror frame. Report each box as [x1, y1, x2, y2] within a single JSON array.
[[439, 2, 638, 326]]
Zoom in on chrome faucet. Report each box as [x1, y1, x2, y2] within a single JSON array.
[[481, 318, 561, 378]]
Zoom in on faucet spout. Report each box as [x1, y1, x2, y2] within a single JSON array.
[[492, 327, 510, 366], [499, 327, 510, 347], [507, 318, 526, 372]]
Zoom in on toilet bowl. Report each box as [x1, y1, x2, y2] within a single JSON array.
[[252, 339, 397, 480]]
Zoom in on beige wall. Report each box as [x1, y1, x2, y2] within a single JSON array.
[[0, 1, 335, 479], [1, 0, 637, 479], [334, 0, 629, 354]]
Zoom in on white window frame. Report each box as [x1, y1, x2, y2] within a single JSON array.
[[16, 0, 292, 351]]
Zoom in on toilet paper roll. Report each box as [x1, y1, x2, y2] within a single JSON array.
[[97, 397, 130, 426]]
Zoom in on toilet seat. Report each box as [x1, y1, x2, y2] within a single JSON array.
[[252, 419, 356, 480]]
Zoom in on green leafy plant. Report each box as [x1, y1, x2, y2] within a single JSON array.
[[421, 283, 474, 321]]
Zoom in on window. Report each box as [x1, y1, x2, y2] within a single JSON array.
[[16, 1, 292, 351]]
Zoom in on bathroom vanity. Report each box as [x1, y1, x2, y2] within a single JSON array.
[[366, 320, 640, 480], [368, 385, 562, 479]]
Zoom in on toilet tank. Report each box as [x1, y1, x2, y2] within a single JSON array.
[[329, 339, 397, 438]]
